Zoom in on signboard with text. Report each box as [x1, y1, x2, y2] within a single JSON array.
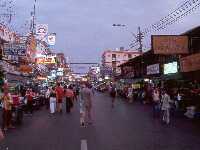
[[36, 56, 56, 64], [3, 43, 26, 56], [19, 65, 33, 73], [36, 24, 48, 36], [47, 33, 56, 45], [164, 62, 178, 74], [180, 53, 200, 72], [147, 64, 160, 75], [152, 35, 189, 54]]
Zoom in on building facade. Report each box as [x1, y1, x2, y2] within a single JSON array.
[[101, 49, 141, 76]]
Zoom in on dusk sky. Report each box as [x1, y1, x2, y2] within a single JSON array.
[[10, 0, 200, 72]]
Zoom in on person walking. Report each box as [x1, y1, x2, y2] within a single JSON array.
[[161, 90, 173, 124], [80, 83, 93, 125], [64, 85, 74, 113], [25, 88, 34, 115], [45, 87, 50, 110], [49, 87, 56, 114], [127, 86, 133, 103], [110, 84, 117, 108], [55, 83, 64, 113], [1, 90, 14, 131], [152, 88, 160, 118]]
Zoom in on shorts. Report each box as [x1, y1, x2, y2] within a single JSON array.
[[57, 99, 63, 103]]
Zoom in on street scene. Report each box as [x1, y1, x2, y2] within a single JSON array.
[[0, 0, 200, 150]]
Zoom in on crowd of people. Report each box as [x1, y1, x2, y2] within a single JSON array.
[[0, 81, 95, 141], [109, 82, 200, 125]]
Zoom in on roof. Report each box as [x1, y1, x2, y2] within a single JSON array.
[[181, 26, 200, 36], [119, 50, 152, 67]]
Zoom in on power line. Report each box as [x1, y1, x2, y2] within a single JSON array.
[[130, 0, 200, 49]]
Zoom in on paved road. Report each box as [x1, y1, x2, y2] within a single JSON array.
[[1, 92, 200, 150]]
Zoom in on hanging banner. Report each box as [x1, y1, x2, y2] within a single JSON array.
[[180, 53, 200, 72], [152, 35, 189, 54], [47, 33, 56, 45], [36, 24, 48, 35]]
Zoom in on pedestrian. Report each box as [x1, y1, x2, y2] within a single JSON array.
[[110, 84, 117, 108], [175, 90, 182, 111], [0, 128, 4, 142], [49, 87, 56, 114], [152, 88, 160, 118], [55, 83, 64, 113], [91, 85, 95, 95], [161, 90, 173, 124], [76, 86, 80, 99], [25, 88, 34, 115], [45, 87, 50, 110], [80, 83, 93, 125], [64, 85, 74, 113], [1, 90, 14, 131], [127, 86, 133, 103]]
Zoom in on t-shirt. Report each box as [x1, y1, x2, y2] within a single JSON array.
[[65, 89, 74, 98], [26, 91, 34, 101], [55, 86, 64, 100], [81, 88, 92, 108], [2, 93, 13, 110]]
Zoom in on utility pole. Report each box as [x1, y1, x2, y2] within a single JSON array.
[[138, 27, 143, 53], [129, 26, 144, 52], [30, 0, 36, 34]]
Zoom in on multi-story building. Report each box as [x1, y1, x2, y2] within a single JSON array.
[[101, 48, 142, 76]]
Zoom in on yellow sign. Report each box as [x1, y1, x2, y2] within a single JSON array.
[[37, 77, 47, 80], [36, 56, 56, 64]]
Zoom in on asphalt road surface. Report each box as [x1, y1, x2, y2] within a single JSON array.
[[1, 92, 200, 150]]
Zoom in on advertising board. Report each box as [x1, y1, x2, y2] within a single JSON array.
[[152, 35, 189, 54], [3, 43, 26, 56], [180, 53, 200, 72], [164, 61, 178, 74], [147, 64, 160, 75]]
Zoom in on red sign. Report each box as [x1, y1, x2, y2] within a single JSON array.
[[152, 35, 189, 54], [180, 53, 200, 72], [19, 65, 33, 73]]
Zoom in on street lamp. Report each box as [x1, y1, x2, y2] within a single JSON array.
[[112, 24, 144, 52]]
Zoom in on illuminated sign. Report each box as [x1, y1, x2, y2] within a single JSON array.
[[37, 77, 47, 80], [164, 62, 178, 74], [57, 68, 64, 76], [36, 56, 56, 64]]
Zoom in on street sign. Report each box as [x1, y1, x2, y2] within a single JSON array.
[[3, 43, 27, 56], [36, 24, 48, 35], [47, 33, 56, 45]]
